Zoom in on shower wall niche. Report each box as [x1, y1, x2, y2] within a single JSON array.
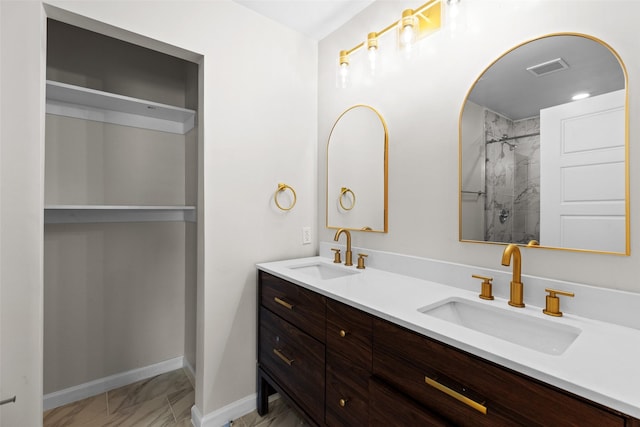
[[484, 109, 540, 244]]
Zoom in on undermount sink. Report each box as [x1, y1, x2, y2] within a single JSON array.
[[289, 263, 359, 280], [418, 297, 581, 355]]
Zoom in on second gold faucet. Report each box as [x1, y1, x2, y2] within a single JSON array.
[[501, 244, 525, 307], [334, 228, 353, 266]]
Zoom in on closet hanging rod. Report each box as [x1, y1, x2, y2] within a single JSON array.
[[486, 132, 540, 144]]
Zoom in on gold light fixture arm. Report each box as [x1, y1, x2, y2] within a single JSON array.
[[274, 183, 297, 211]]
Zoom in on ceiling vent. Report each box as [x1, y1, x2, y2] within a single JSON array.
[[526, 58, 569, 77]]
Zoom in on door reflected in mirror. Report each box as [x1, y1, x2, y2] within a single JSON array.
[[460, 33, 628, 254], [327, 105, 388, 232]]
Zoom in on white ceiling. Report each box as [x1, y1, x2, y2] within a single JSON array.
[[232, 0, 375, 40], [468, 35, 625, 120]]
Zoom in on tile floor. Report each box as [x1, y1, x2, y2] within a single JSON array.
[[232, 398, 307, 427], [43, 369, 306, 427], [43, 369, 194, 427]]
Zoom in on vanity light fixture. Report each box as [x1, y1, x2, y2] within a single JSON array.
[[398, 9, 419, 50], [338, 50, 350, 88], [447, 0, 461, 18], [367, 32, 379, 73], [446, 0, 461, 30], [336, 0, 443, 87]]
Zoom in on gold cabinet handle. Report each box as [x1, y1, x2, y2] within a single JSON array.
[[273, 348, 294, 366], [339, 398, 348, 407], [425, 376, 487, 415], [274, 297, 294, 310], [339, 329, 347, 338]]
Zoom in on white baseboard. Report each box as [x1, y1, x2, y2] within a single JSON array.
[[191, 393, 279, 427], [183, 358, 196, 389], [43, 356, 185, 411]]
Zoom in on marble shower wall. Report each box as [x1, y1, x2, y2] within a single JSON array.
[[484, 110, 540, 243]]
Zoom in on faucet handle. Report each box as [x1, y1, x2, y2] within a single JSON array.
[[331, 248, 342, 264], [543, 288, 574, 317], [356, 253, 368, 269], [472, 274, 494, 300]]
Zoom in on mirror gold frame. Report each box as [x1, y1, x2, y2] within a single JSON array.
[[458, 33, 629, 255], [326, 104, 389, 233]]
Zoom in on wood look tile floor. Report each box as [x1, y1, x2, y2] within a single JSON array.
[[43, 369, 194, 427], [232, 398, 307, 427], [44, 369, 305, 427]]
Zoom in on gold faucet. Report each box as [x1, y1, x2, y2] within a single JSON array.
[[501, 244, 525, 307], [334, 228, 353, 266]]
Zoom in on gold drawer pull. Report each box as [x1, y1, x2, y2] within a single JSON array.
[[339, 398, 348, 407], [274, 297, 294, 310], [339, 329, 347, 337], [425, 376, 487, 415], [273, 348, 294, 366]]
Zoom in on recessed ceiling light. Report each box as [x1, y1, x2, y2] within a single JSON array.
[[572, 92, 590, 101]]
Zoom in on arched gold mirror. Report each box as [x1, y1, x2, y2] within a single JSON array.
[[459, 33, 628, 254], [327, 105, 388, 232]]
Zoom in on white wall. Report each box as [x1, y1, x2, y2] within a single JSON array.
[[1, 0, 317, 421], [318, 0, 640, 294], [1, 1, 46, 425]]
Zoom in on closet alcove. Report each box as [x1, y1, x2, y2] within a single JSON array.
[[44, 19, 198, 407]]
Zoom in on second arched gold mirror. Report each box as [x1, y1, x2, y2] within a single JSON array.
[[327, 105, 388, 232], [460, 33, 628, 254]]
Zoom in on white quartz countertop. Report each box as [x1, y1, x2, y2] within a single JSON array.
[[257, 255, 640, 419]]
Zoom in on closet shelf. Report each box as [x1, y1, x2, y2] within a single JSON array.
[[44, 205, 196, 224], [46, 80, 196, 135]]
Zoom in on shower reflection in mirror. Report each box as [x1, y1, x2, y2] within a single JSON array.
[[460, 33, 628, 254]]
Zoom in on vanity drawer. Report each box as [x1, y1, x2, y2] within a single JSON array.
[[326, 299, 372, 369], [373, 318, 625, 427], [369, 377, 450, 427], [259, 307, 325, 421], [325, 351, 369, 427], [259, 271, 326, 341]]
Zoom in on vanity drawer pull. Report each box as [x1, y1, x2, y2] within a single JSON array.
[[339, 398, 348, 407], [273, 348, 294, 366], [274, 297, 294, 310], [425, 376, 487, 415], [339, 329, 347, 337]]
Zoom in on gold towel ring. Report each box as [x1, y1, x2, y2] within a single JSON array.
[[339, 187, 356, 211], [275, 183, 297, 211]]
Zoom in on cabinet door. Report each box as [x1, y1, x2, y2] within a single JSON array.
[[369, 378, 449, 427], [259, 307, 325, 421], [326, 352, 369, 427], [326, 299, 372, 369]]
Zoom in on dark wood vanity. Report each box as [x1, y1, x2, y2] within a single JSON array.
[[257, 270, 639, 426]]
